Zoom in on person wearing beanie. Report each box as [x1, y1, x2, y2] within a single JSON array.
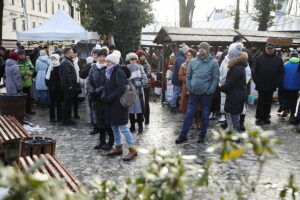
[[86, 50, 114, 150], [282, 50, 300, 124], [45, 54, 63, 123], [0, 46, 8, 84], [175, 42, 220, 144], [5, 52, 22, 95], [104, 53, 137, 161], [220, 43, 247, 132], [35, 49, 50, 105], [178, 48, 201, 129], [125, 52, 148, 134], [170, 43, 189, 110], [136, 50, 151, 125], [18, 50, 36, 115], [253, 42, 284, 125]]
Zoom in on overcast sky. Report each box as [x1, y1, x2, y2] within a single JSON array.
[[152, 0, 255, 23]]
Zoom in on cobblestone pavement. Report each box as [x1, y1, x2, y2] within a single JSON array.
[[25, 98, 300, 199]]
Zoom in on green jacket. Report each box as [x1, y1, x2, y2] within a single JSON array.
[[18, 58, 35, 87]]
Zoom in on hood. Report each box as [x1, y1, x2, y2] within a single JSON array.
[[228, 53, 248, 68], [289, 57, 300, 63], [6, 59, 17, 66], [38, 55, 50, 62]]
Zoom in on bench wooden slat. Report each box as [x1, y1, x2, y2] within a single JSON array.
[[0, 124, 10, 141], [45, 154, 79, 192], [5, 116, 28, 138], [6, 116, 29, 137], [32, 155, 50, 175], [0, 117, 16, 140], [0, 116, 20, 139], [19, 157, 29, 171]]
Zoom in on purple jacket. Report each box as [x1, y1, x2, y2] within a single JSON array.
[[5, 59, 22, 95]]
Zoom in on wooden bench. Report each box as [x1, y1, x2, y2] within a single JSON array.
[[12, 154, 86, 193], [0, 115, 30, 163]]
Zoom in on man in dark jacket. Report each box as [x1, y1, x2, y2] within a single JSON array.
[[253, 43, 284, 124], [60, 48, 77, 126], [170, 43, 189, 110], [0, 46, 8, 85]]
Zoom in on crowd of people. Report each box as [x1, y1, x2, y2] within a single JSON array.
[[0, 35, 299, 160]]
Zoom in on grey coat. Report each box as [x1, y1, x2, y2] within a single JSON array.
[[5, 59, 22, 95], [127, 64, 148, 114]]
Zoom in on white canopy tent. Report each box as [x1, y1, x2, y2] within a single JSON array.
[[17, 11, 98, 41]]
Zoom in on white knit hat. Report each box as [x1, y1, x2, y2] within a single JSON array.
[[228, 43, 243, 59], [126, 52, 138, 61], [105, 54, 119, 64], [86, 56, 94, 64], [50, 54, 60, 61], [112, 50, 121, 59]]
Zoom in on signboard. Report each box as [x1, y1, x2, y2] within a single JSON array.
[[267, 37, 293, 47]]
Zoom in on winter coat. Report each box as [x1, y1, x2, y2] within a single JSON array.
[[140, 61, 151, 88], [5, 59, 22, 95], [0, 53, 8, 78], [220, 53, 247, 114], [283, 57, 300, 90], [219, 47, 254, 70], [59, 57, 77, 90], [186, 55, 220, 95], [127, 64, 148, 114], [45, 66, 62, 92], [35, 56, 50, 90], [105, 65, 129, 126], [86, 65, 107, 128], [172, 52, 185, 86], [253, 52, 284, 92], [18, 58, 35, 88], [79, 62, 95, 79]]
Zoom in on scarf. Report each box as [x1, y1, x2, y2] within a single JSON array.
[[45, 60, 60, 80], [105, 65, 117, 80], [73, 57, 80, 83]]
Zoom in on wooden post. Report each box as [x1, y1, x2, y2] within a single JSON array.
[[161, 45, 167, 105]]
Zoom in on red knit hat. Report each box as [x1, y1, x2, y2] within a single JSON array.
[[9, 52, 19, 61], [136, 50, 146, 58]]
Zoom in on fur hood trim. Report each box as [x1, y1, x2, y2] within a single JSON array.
[[228, 52, 248, 68]]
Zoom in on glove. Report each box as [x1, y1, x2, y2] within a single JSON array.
[[95, 86, 105, 94]]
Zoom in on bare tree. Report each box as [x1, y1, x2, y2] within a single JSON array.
[[234, 0, 240, 29], [245, 0, 250, 13], [178, 0, 195, 27]]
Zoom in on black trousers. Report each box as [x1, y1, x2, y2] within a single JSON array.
[[256, 90, 274, 120], [284, 90, 299, 114], [22, 87, 32, 113], [63, 89, 73, 123], [49, 91, 63, 121], [144, 87, 150, 121], [72, 94, 79, 116]]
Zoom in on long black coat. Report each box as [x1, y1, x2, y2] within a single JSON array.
[[46, 67, 62, 92], [253, 52, 284, 92], [105, 65, 129, 126], [59, 57, 77, 90], [221, 53, 247, 114]]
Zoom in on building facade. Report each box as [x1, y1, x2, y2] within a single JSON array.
[[2, 0, 81, 49]]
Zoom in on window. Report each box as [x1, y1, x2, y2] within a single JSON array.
[[12, 18, 17, 30], [21, 0, 24, 7], [45, 0, 48, 13], [22, 20, 26, 31], [32, 22, 36, 28], [51, 2, 54, 14], [32, 0, 35, 10], [9, 0, 14, 5], [58, 4, 60, 10], [38, 0, 41, 11]]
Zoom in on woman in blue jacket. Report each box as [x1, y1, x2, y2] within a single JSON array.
[[35, 50, 50, 105], [283, 51, 300, 123]]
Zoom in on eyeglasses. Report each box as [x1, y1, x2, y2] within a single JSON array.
[[130, 58, 137, 61]]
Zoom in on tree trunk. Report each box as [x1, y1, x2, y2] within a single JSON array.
[[287, 0, 293, 15], [0, 0, 4, 45], [257, 0, 272, 31], [245, 0, 249, 13], [178, 0, 195, 27], [234, 0, 240, 29]]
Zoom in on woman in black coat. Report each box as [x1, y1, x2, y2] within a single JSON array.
[[221, 44, 247, 132], [103, 53, 138, 161]]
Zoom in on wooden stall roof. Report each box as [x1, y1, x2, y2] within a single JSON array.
[[153, 26, 300, 46], [153, 27, 237, 44]]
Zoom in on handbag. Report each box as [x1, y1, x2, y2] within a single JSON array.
[[116, 68, 136, 108]]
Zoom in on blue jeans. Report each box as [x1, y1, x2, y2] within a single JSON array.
[[111, 124, 135, 147], [180, 93, 213, 137], [38, 90, 49, 105], [170, 85, 182, 108], [230, 114, 240, 132]]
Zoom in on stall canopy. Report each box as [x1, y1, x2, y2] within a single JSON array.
[[17, 11, 99, 41]]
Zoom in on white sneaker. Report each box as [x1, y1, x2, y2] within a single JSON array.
[[209, 113, 214, 120], [218, 114, 226, 122]]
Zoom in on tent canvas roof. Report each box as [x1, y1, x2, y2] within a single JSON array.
[[17, 11, 98, 41]]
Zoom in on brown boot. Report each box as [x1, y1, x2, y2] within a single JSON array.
[[122, 148, 138, 161], [106, 145, 123, 156]]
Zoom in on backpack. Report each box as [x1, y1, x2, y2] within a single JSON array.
[[116, 67, 136, 108]]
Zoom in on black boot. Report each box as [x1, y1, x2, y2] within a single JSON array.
[[101, 129, 114, 150], [240, 114, 246, 132], [137, 113, 144, 134], [220, 122, 228, 130], [129, 114, 136, 132], [90, 125, 98, 135], [94, 129, 106, 150]]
